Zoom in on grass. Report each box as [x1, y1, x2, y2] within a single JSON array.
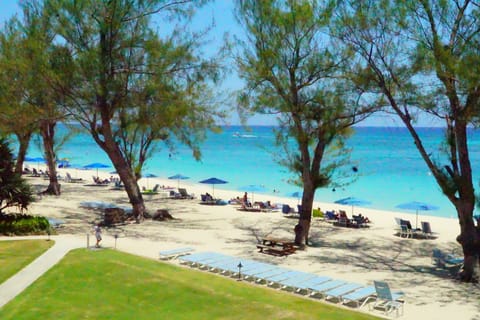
[[0, 239, 54, 284], [0, 249, 382, 320]]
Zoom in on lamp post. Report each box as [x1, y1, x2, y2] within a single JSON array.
[[237, 262, 243, 281], [114, 234, 119, 249]]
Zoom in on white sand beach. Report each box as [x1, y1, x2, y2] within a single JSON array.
[[11, 166, 480, 319]]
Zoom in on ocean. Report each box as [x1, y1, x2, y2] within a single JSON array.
[[22, 125, 480, 219]]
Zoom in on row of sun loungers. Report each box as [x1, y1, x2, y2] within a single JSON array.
[[160, 250, 405, 317]]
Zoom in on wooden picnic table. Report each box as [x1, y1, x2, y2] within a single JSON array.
[[257, 237, 296, 256]]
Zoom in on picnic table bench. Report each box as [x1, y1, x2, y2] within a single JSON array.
[[257, 237, 296, 256]]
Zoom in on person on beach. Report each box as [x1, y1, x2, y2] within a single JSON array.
[[94, 224, 102, 247], [243, 192, 250, 207]]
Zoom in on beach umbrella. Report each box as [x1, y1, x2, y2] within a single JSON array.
[[57, 159, 71, 168], [168, 173, 190, 188], [238, 184, 266, 203], [143, 173, 157, 189], [287, 191, 303, 204], [199, 177, 228, 197], [83, 162, 110, 177], [334, 196, 371, 215], [395, 201, 439, 230]]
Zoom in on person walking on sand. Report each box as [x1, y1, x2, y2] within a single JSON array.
[[94, 224, 102, 248]]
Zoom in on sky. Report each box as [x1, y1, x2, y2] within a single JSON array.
[[0, 0, 441, 127]]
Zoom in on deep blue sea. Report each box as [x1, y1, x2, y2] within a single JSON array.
[[22, 125, 480, 218]]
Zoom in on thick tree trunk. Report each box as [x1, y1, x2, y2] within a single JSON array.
[[294, 185, 314, 246], [456, 203, 480, 281], [103, 139, 145, 221], [14, 132, 32, 174], [40, 121, 61, 195]]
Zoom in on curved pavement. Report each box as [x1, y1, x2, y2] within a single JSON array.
[[0, 235, 84, 309]]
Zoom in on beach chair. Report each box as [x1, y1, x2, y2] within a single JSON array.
[[177, 188, 194, 199], [432, 248, 464, 275], [279, 274, 327, 292], [421, 221, 437, 239], [342, 286, 376, 308], [325, 210, 337, 221], [324, 282, 364, 303], [308, 279, 347, 297], [65, 172, 83, 183], [370, 281, 404, 317], [178, 252, 222, 266], [399, 219, 419, 238], [159, 247, 194, 260]]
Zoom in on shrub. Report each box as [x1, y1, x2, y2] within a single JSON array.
[[0, 214, 51, 235]]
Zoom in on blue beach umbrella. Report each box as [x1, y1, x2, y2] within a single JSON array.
[[199, 177, 228, 197], [334, 196, 372, 214], [239, 184, 267, 203], [168, 173, 190, 188], [287, 191, 303, 204], [395, 201, 439, 230], [83, 162, 110, 177], [144, 173, 157, 189]]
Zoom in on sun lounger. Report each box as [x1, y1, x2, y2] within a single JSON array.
[[195, 254, 235, 269], [263, 270, 301, 287], [253, 267, 293, 284], [178, 252, 224, 266], [324, 283, 364, 302], [207, 259, 257, 275], [342, 286, 376, 308], [308, 279, 347, 297], [370, 281, 404, 317], [421, 221, 438, 239], [278, 273, 324, 291], [274, 271, 316, 289], [65, 172, 83, 183], [159, 247, 194, 260], [240, 263, 280, 280]]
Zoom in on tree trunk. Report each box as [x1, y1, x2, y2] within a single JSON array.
[[456, 203, 480, 281], [40, 120, 61, 195], [103, 138, 145, 221], [295, 185, 314, 246], [14, 132, 32, 174]]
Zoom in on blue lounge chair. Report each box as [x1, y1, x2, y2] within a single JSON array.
[[371, 281, 404, 317], [159, 247, 194, 260], [342, 286, 376, 308], [283, 276, 332, 294], [324, 283, 364, 302], [308, 279, 347, 297], [208, 259, 258, 275], [263, 270, 303, 287], [178, 252, 223, 266], [251, 267, 292, 283], [276, 271, 317, 290]]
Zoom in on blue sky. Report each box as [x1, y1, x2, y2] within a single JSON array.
[[0, 0, 440, 127]]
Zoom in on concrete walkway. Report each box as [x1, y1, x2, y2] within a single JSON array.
[[0, 235, 85, 308]]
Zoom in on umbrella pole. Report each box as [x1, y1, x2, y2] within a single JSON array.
[[415, 210, 418, 230]]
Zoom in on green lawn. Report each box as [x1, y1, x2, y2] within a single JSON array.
[[0, 249, 382, 320], [0, 240, 54, 284]]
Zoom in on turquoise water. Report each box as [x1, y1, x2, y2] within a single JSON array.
[[23, 125, 480, 218]]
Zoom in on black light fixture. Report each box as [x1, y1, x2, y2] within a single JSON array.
[[237, 262, 243, 281]]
